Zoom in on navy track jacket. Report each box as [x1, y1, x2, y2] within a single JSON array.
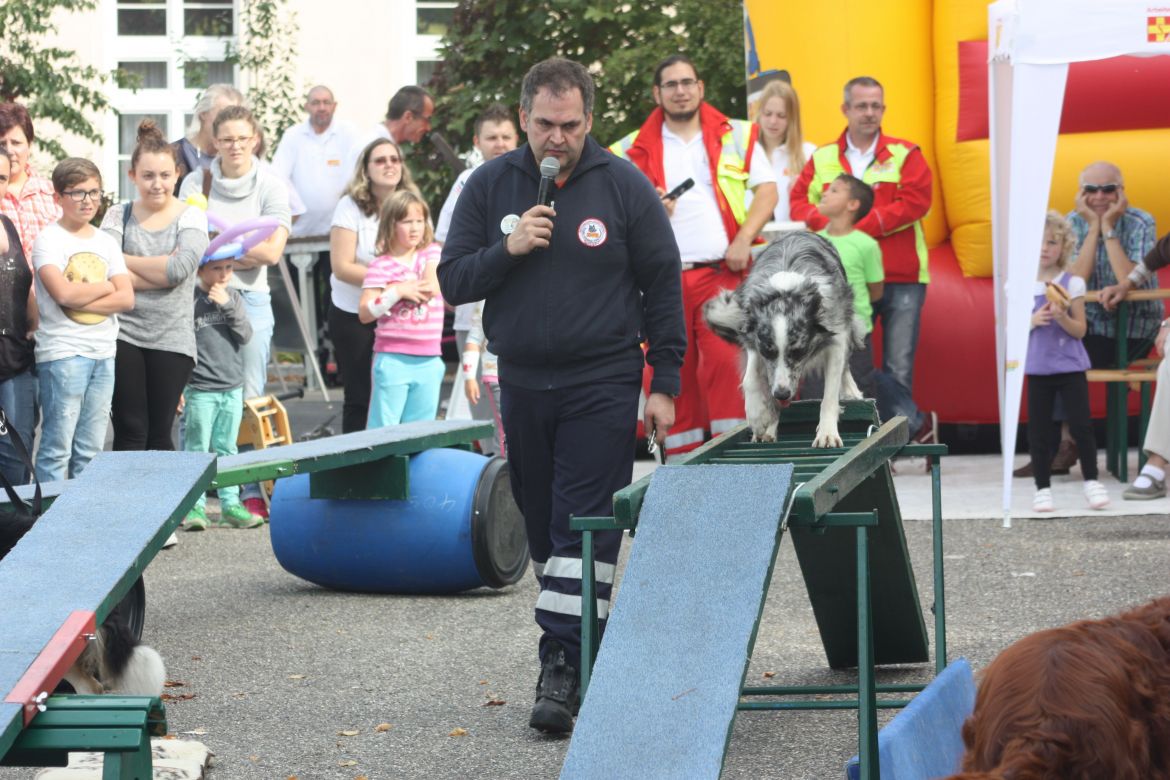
[[438, 136, 685, 396]]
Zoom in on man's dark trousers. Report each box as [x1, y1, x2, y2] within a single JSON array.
[[500, 377, 640, 670]]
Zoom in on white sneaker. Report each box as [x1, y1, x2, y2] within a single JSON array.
[[1033, 488, 1054, 512], [162, 532, 178, 549], [1084, 480, 1110, 510]]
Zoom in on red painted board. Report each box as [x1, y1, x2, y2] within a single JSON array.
[[3, 611, 95, 725]]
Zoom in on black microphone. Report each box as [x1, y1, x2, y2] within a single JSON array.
[[536, 156, 560, 207]]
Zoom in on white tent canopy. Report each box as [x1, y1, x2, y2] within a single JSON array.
[[988, 0, 1170, 526]]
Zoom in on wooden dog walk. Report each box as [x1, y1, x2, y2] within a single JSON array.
[[563, 400, 948, 780]]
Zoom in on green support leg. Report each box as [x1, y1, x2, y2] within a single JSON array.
[[857, 523, 879, 780], [580, 524, 597, 697], [931, 458, 947, 675]]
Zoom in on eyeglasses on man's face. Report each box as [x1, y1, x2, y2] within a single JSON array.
[[62, 188, 102, 202], [1082, 183, 1120, 195], [660, 78, 699, 93]]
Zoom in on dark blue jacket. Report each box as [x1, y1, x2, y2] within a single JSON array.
[[438, 136, 685, 395]]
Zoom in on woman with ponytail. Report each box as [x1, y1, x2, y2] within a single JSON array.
[[101, 119, 208, 450]]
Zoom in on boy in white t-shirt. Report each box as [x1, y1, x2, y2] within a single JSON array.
[[31, 158, 134, 482]]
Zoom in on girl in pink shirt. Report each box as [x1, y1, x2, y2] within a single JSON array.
[[359, 190, 444, 427]]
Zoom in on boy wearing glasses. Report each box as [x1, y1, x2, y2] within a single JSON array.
[[30, 158, 133, 482]]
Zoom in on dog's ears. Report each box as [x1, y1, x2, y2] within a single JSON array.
[[810, 289, 836, 337], [703, 290, 746, 345]]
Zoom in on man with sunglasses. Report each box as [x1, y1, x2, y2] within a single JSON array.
[[610, 54, 778, 457], [1068, 162, 1159, 369]]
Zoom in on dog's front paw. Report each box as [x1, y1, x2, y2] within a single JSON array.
[[812, 427, 843, 448], [752, 429, 776, 443]]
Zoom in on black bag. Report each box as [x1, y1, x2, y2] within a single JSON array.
[[0, 405, 42, 559]]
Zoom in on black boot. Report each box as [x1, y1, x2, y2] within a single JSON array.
[[529, 641, 579, 734]]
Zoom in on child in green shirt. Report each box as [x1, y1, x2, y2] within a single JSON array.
[[801, 173, 884, 400]]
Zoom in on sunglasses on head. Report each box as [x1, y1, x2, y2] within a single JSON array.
[[1082, 183, 1120, 194]]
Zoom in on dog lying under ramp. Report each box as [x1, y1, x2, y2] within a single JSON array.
[[560, 463, 794, 780]]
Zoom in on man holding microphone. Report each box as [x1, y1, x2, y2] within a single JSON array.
[[438, 58, 685, 734]]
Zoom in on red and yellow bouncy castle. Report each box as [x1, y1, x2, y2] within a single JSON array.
[[744, 0, 1170, 424]]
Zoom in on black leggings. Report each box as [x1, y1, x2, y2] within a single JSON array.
[[328, 304, 376, 434], [1026, 372, 1098, 489], [111, 340, 195, 451]]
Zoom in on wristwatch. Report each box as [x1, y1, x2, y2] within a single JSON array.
[[1103, 228, 1118, 240]]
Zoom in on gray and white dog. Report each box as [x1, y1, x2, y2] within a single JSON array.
[[704, 232, 866, 448]]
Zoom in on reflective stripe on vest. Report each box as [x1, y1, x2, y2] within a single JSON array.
[[610, 121, 754, 228], [716, 120, 753, 226], [807, 142, 928, 282]]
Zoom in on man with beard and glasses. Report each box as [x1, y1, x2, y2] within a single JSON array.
[[611, 54, 777, 458]]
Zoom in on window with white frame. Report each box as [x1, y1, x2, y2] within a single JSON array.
[[414, 2, 454, 85], [108, 0, 236, 198]]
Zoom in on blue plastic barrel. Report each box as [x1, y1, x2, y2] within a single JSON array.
[[268, 448, 529, 594]]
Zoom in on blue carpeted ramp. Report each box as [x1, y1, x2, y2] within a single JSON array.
[[560, 463, 794, 780], [845, 658, 976, 780]]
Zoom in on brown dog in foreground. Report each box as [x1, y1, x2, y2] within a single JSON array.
[[946, 597, 1170, 780]]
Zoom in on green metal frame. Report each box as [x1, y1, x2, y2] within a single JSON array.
[[572, 404, 949, 780], [1, 695, 166, 779], [1101, 300, 1155, 482]]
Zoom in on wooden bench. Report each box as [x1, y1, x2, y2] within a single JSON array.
[[0, 451, 216, 776], [1084, 288, 1168, 482], [1085, 368, 1158, 482]]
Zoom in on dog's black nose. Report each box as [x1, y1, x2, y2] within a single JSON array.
[[773, 387, 792, 401]]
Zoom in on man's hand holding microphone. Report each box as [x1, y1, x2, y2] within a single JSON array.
[[505, 157, 560, 258]]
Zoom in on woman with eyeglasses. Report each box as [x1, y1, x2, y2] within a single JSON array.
[[0, 102, 61, 259], [179, 104, 290, 518], [328, 138, 419, 433], [100, 119, 208, 452]]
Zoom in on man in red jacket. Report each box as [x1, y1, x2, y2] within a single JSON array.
[[790, 76, 936, 442], [611, 54, 777, 456]]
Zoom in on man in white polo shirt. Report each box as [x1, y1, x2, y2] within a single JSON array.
[[271, 85, 358, 239], [611, 54, 777, 456]]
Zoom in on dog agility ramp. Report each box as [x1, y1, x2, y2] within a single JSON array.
[[560, 463, 793, 780]]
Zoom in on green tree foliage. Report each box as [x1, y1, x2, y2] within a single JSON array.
[[0, 0, 136, 160], [414, 0, 745, 209], [230, 0, 303, 161]]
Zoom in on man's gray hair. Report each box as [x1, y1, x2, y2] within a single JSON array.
[[843, 76, 883, 105], [520, 58, 595, 117], [387, 86, 431, 121], [186, 84, 245, 140]]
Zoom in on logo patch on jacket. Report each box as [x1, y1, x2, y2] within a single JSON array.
[[577, 218, 607, 247]]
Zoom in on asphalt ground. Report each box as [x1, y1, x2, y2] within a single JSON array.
[[5, 395, 1170, 779]]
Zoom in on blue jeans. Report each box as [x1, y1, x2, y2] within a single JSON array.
[[184, 387, 244, 509], [236, 289, 273, 502], [368, 353, 444, 428], [237, 290, 274, 400], [874, 282, 926, 430], [0, 369, 38, 485], [35, 356, 115, 483]]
